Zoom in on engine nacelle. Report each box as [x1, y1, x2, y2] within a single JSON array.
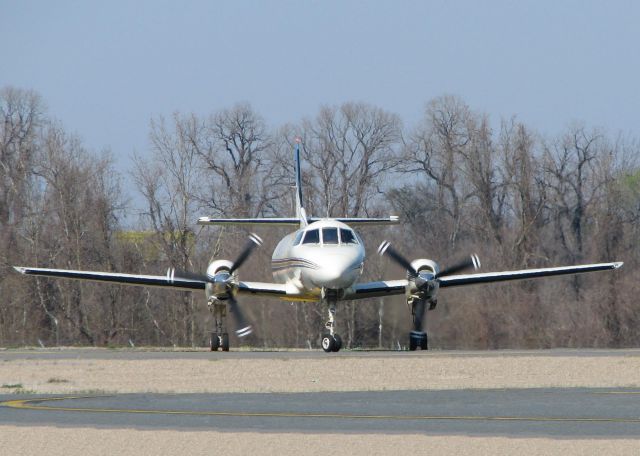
[[407, 259, 440, 307], [206, 260, 234, 278], [410, 259, 440, 277], [205, 260, 234, 301]]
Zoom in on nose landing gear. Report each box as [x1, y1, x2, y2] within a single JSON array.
[[321, 289, 343, 352]]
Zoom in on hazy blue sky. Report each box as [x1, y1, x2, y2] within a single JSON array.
[[2, 0, 639, 178]]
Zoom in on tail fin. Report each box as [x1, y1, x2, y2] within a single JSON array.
[[294, 139, 308, 227], [196, 139, 400, 228]]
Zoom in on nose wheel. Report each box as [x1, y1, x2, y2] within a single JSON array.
[[321, 292, 343, 352], [321, 333, 343, 352]]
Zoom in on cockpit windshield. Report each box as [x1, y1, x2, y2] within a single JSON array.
[[340, 228, 358, 244], [322, 227, 339, 244], [302, 229, 320, 244], [298, 227, 359, 246]]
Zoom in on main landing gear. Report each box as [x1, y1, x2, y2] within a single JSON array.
[[409, 298, 430, 351], [209, 299, 230, 352], [409, 331, 428, 351], [321, 290, 343, 352]]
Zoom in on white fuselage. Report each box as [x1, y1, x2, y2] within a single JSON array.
[[271, 220, 365, 298]]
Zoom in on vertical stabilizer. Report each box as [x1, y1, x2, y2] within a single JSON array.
[[294, 140, 308, 227]]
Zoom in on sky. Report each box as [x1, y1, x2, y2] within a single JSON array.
[[2, 0, 639, 187]]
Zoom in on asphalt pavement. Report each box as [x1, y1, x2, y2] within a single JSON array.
[[2, 347, 640, 360], [2, 388, 640, 437]]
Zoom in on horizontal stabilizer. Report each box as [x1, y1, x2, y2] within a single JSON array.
[[197, 216, 399, 226]]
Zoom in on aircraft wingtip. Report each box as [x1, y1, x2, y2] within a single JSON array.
[[613, 262, 624, 269], [13, 266, 26, 274]]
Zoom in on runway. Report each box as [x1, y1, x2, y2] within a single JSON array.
[[2, 388, 640, 437], [2, 348, 640, 438]]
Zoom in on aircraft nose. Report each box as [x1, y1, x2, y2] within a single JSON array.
[[312, 253, 362, 289]]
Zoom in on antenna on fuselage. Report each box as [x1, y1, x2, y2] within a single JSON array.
[[294, 137, 308, 228]]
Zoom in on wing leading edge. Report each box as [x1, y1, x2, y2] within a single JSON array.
[[438, 262, 623, 288], [13, 266, 207, 290], [13, 266, 290, 298]]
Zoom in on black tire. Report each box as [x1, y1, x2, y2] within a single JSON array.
[[210, 332, 220, 351], [409, 334, 418, 351], [321, 334, 335, 352], [420, 332, 429, 350], [221, 333, 230, 352], [409, 331, 427, 351], [331, 334, 342, 352]]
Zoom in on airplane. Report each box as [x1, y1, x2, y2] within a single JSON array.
[[13, 140, 623, 352]]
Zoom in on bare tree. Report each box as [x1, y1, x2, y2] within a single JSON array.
[[400, 95, 475, 251], [132, 113, 206, 346]]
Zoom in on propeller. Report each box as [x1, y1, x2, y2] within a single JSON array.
[[377, 241, 419, 277], [377, 240, 480, 280], [436, 254, 481, 279], [172, 233, 263, 338], [227, 293, 253, 337], [228, 233, 263, 274]]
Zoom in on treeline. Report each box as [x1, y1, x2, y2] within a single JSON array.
[[1, 86, 638, 349]]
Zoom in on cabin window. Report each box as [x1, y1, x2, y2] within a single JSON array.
[[322, 227, 339, 245], [340, 228, 358, 244], [293, 231, 304, 245], [302, 229, 320, 244]]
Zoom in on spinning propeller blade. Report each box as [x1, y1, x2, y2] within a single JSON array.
[[378, 241, 480, 279], [227, 294, 253, 338], [229, 233, 263, 274], [377, 241, 418, 276], [436, 254, 481, 278]]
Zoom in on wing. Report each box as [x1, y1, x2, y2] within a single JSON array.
[[237, 281, 289, 299], [438, 262, 623, 288], [13, 266, 206, 290], [14, 266, 298, 300], [345, 280, 409, 300], [344, 262, 622, 299]]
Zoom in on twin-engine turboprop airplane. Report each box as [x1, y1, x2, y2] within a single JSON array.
[[14, 141, 623, 352]]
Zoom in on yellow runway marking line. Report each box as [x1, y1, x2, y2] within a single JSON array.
[[3, 396, 640, 424], [592, 391, 640, 395]]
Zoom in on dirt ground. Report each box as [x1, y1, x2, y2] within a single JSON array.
[[1, 351, 640, 394], [0, 426, 639, 456], [2, 349, 639, 455]]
